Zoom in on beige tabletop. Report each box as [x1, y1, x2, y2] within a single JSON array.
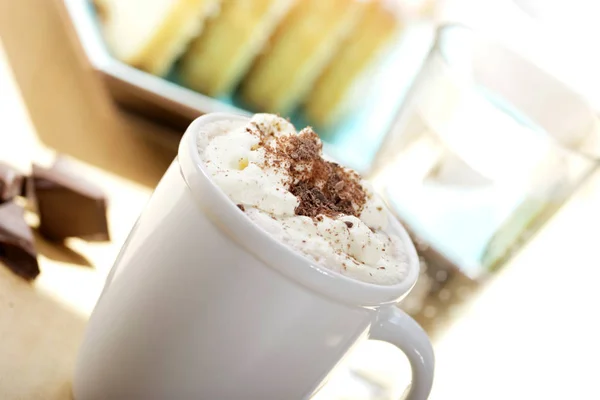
[[1, 0, 600, 399]]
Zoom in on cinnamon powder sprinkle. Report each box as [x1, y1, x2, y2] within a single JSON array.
[[252, 126, 367, 219]]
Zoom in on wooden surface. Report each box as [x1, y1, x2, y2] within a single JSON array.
[[0, 0, 177, 398], [1, 0, 600, 399]]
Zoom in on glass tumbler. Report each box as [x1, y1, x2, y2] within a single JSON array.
[[369, 24, 599, 288]]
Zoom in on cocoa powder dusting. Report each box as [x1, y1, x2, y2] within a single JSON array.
[[256, 126, 367, 218]]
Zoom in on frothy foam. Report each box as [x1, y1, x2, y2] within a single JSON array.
[[197, 114, 408, 285]]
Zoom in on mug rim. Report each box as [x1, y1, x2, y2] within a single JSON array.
[[178, 113, 420, 306]]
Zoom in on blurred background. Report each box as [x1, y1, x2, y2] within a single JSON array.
[[1, 0, 599, 399]]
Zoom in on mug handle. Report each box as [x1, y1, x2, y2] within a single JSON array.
[[370, 305, 435, 400]]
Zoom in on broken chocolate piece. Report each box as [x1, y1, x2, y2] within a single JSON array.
[[0, 162, 25, 202], [32, 158, 110, 242], [20, 175, 34, 202], [0, 200, 40, 280]]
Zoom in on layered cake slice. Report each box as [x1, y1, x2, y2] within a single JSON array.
[[179, 0, 295, 97], [240, 0, 364, 116], [97, 0, 220, 76], [304, 0, 402, 127]]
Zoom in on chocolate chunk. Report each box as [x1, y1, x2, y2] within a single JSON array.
[[0, 200, 39, 280], [0, 162, 25, 202], [20, 175, 34, 200], [32, 159, 110, 242]]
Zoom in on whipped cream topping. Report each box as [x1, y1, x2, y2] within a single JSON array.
[[197, 114, 408, 285]]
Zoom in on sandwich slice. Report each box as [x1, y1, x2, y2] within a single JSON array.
[[97, 0, 220, 76], [179, 0, 295, 97], [304, 0, 401, 127], [240, 0, 364, 116]]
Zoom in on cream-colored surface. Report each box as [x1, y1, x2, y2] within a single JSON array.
[[0, 0, 599, 399]]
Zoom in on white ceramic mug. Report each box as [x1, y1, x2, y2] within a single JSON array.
[[73, 113, 435, 400]]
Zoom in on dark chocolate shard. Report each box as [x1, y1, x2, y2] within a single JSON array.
[[0, 200, 40, 280], [0, 162, 25, 202], [32, 158, 110, 242], [20, 175, 34, 204]]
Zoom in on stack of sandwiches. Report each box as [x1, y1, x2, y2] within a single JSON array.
[[97, 0, 402, 127]]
